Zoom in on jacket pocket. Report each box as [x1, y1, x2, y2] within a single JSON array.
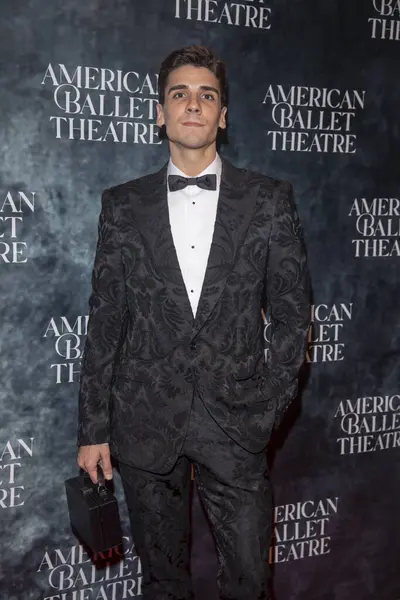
[[232, 351, 265, 383], [113, 356, 154, 384]]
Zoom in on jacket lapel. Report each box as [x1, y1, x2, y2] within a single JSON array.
[[193, 158, 259, 334], [129, 164, 195, 331]]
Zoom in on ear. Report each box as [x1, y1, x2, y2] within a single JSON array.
[[218, 106, 227, 130], [156, 103, 165, 128]]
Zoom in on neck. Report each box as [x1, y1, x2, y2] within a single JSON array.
[[169, 143, 217, 176]]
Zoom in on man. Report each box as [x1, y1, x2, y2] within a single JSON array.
[[77, 45, 311, 600]]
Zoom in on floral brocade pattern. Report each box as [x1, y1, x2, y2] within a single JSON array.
[[77, 159, 311, 472]]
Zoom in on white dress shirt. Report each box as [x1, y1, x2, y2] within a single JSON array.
[[167, 153, 222, 318]]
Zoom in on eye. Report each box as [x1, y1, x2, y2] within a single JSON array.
[[172, 92, 185, 99], [202, 93, 215, 101]]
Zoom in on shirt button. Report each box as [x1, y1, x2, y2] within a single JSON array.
[[190, 289, 194, 293], [191, 245, 195, 249]]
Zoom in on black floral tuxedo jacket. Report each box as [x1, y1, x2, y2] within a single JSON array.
[[77, 158, 311, 473]]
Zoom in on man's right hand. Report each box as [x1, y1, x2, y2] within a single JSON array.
[[77, 443, 113, 484]]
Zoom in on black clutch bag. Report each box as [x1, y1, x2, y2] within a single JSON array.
[[65, 466, 123, 554]]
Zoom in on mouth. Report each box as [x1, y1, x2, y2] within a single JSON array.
[[181, 121, 204, 127]]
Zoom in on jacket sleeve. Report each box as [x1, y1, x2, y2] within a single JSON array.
[[77, 189, 127, 446], [264, 181, 311, 427]]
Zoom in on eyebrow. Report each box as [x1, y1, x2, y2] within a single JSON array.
[[167, 84, 220, 96]]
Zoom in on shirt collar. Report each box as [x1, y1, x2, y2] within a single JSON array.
[[167, 153, 222, 191]]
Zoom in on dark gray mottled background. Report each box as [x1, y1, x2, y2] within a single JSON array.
[[1, 1, 399, 599]]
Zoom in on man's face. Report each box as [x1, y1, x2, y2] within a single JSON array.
[[156, 65, 227, 150]]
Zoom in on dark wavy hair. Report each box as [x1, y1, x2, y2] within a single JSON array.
[[158, 45, 228, 107]]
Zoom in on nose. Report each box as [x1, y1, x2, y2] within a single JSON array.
[[185, 95, 201, 114]]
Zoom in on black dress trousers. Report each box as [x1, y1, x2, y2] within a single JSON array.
[[119, 391, 272, 600]]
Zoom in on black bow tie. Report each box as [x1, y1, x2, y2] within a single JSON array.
[[168, 174, 217, 192]]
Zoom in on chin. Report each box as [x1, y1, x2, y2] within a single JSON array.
[[182, 140, 209, 149], [174, 136, 213, 150], [167, 129, 216, 149]]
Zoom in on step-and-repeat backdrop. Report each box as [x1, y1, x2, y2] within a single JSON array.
[[1, 1, 399, 599]]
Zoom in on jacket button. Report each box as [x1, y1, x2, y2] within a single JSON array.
[[190, 342, 196, 350]]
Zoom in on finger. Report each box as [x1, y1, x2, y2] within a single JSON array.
[[84, 458, 99, 484], [86, 466, 98, 484], [99, 452, 113, 480]]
